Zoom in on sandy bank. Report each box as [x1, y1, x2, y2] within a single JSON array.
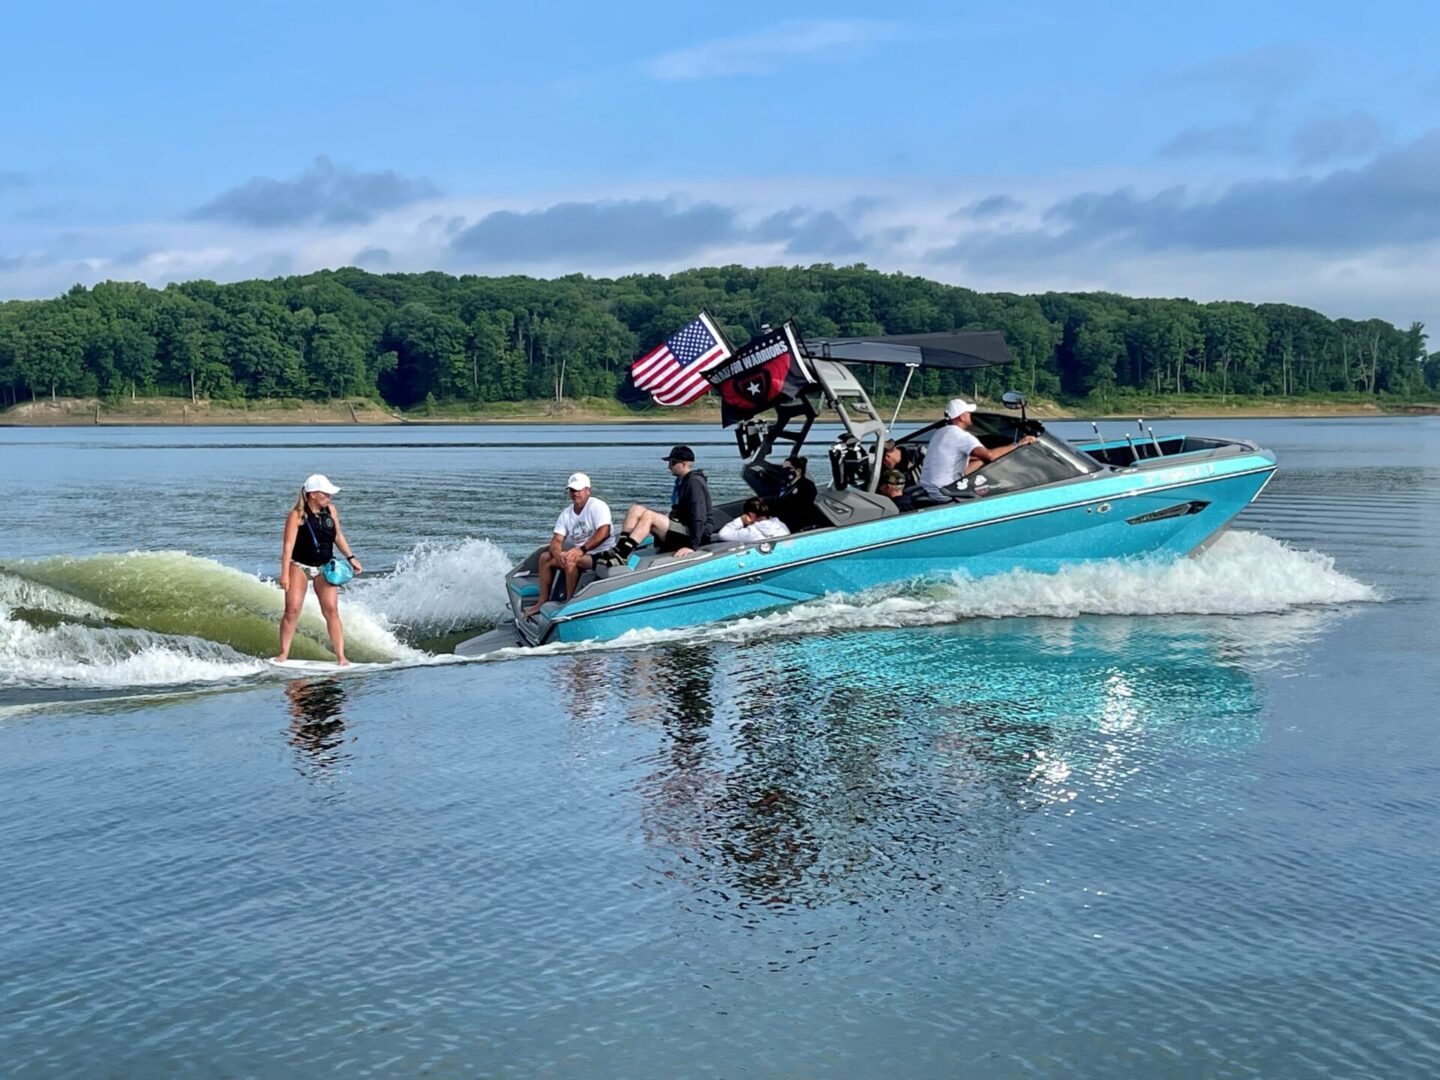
[[1, 395, 1432, 427], [1, 398, 404, 426]]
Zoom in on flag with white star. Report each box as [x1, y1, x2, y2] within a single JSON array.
[[703, 322, 816, 426]]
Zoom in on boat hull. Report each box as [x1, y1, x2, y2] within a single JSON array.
[[540, 453, 1275, 644]]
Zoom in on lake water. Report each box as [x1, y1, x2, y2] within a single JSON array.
[[1, 417, 1437, 1077]]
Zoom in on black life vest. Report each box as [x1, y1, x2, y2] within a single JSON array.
[[291, 506, 335, 567]]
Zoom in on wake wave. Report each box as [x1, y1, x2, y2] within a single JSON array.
[[0, 548, 430, 693], [0, 532, 1375, 693]]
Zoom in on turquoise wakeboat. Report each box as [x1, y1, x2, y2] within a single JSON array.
[[456, 330, 1276, 654]]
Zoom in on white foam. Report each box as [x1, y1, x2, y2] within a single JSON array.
[[2, 531, 1378, 684], [0, 608, 267, 688], [346, 537, 515, 634], [489, 531, 1378, 658]]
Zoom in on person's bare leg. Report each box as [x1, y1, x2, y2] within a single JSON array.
[[626, 508, 670, 547], [525, 550, 556, 617], [621, 503, 651, 534], [314, 578, 348, 665], [563, 553, 594, 599], [275, 565, 309, 661]]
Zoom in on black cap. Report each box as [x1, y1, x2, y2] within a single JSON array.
[[663, 445, 695, 463]]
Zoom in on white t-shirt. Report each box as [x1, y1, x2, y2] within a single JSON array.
[[717, 515, 791, 544], [553, 496, 616, 553], [919, 424, 982, 498]]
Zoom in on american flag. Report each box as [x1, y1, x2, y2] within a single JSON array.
[[631, 313, 732, 406]]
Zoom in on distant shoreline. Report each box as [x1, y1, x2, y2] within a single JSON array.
[[2, 396, 1434, 428]]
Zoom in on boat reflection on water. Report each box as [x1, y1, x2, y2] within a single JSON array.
[[601, 607, 1350, 919], [284, 677, 352, 781]]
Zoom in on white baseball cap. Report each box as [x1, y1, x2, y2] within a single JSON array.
[[944, 398, 978, 419], [566, 472, 592, 491], [303, 473, 341, 494]]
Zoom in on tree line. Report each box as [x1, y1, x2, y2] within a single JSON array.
[[0, 264, 1435, 410]]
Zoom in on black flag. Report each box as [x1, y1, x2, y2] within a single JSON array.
[[703, 323, 815, 426]]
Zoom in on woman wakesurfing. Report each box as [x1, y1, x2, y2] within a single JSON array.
[[275, 473, 362, 665]]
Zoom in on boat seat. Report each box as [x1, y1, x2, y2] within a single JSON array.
[[814, 488, 897, 526], [595, 538, 747, 579], [520, 569, 597, 604], [905, 484, 938, 509]]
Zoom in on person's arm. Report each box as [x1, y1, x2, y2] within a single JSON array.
[[565, 523, 611, 565], [717, 515, 747, 543], [683, 478, 712, 545], [278, 512, 300, 588], [330, 505, 363, 574], [972, 435, 1037, 464]]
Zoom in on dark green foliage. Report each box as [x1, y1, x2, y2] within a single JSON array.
[[0, 265, 1428, 409]]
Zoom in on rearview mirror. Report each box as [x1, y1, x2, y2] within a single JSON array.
[[1001, 390, 1026, 410]]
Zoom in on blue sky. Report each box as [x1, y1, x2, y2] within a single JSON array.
[[3, 0, 1438, 334]]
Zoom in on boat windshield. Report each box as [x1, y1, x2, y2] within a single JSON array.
[[968, 439, 1096, 495], [885, 411, 1102, 496]]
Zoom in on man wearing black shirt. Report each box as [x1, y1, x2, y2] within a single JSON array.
[[772, 455, 823, 532], [612, 445, 713, 559]]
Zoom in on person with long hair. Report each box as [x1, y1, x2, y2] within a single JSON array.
[[274, 473, 362, 664]]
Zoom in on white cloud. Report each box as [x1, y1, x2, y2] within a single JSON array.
[[1291, 111, 1385, 166], [191, 156, 440, 228], [643, 19, 899, 81], [1170, 44, 1314, 106], [3, 157, 1435, 341], [1158, 122, 1270, 160]]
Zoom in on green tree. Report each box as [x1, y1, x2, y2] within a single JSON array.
[[1073, 314, 1125, 399], [306, 313, 370, 398], [1203, 303, 1263, 400]]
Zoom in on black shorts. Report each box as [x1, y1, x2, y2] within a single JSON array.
[[658, 519, 690, 551]]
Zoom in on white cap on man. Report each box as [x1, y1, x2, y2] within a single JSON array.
[[303, 473, 341, 494], [566, 472, 592, 491], [944, 398, 978, 420]]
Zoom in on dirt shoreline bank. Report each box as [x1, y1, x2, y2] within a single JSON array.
[[2, 396, 1432, 427]]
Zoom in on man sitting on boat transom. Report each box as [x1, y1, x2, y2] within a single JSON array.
[[524, 472, 615, 617], [611, 445, 713, 560]]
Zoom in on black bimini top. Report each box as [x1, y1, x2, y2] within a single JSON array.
[[804, 330, 1013, 370]]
